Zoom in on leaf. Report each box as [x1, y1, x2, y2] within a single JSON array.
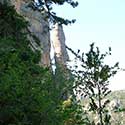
[[104, 90, 111, 97]]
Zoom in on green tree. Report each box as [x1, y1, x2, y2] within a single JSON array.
[[0, 3, 86, 125], [27, 0, 78, 25], [67, 43, 119, 125], [1, 0, 78, 25], [0, 3, 60, 124]]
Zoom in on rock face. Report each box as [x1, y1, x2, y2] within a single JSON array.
[[4, 0, 69, 67], [21, 4, 51, 66], [10, 0, 51, 67], [51, 23, 69, 65]]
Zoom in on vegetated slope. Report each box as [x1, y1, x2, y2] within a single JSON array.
[[107, 90, 125, 125], [81, 90, 125, 125], [108, 90, 125, 102]]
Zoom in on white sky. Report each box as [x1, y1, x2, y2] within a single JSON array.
[[52, 0, 125, 91]]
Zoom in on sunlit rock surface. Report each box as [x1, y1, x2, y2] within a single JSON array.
[[2, 0, 69, 67], [52, 23, 69, 65]]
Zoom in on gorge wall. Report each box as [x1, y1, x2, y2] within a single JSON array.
[[8, 0, 69, 68]]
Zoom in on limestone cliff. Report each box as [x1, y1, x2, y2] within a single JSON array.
[[51, 23, 69, 65], [4, 0, 69, 67], [10, 0, 51, 67]]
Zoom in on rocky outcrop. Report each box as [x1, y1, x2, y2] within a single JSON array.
[[51, 23, 69, 65], [21, 3, 51, 66], [2, 0, 69, 67], [10, 0, 51, 67]]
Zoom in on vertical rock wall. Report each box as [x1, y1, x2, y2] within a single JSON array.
[[10, 0, 51, 67], [51, 23, 69, 65], [2, 0, 69, 68]]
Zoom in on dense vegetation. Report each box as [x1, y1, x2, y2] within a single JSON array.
[[0, 1, 125, 125], [0, 2, 86, 125], [80, 90, 125, 125], [0, 3, 55, 124]]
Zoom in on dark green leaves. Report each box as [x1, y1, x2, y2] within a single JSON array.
[[32, 0, 78, 25], [0, 2, 27, 39], [67, 43, 119, 124]]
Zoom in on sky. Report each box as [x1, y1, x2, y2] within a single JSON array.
[[52, 0, 125, 91]]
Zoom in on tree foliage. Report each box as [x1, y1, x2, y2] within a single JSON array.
[[1, 2, 123, 125], [0, 3, 58, 125], [67, 43, 119, 125], [0, 3, 85, 125], [1, 0, 78, 25], [29, 0, 78, 25]]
